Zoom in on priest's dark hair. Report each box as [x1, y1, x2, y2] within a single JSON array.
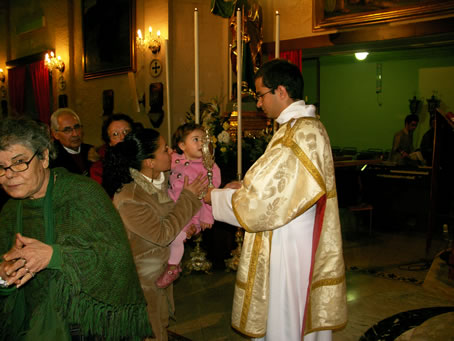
[[102, 128, 160, 197], [172, 122, 204, 154], [254, 59, 304, 101]]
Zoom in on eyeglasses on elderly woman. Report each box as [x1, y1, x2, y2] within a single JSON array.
[[0, 150, 38, 177]]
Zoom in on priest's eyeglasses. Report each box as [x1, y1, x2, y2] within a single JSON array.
[[254, 89, 273, 101], [0, 151, 38, 176]]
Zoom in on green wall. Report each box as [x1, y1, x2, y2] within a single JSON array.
[[305, 47, 454, 152]]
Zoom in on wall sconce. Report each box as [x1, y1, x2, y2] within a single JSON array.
[[136, 26, 161, 54], [0, 68, 5, 83], [45, 52, 65, 72]]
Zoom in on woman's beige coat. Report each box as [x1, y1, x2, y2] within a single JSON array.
[[113, 170, 201, 340]]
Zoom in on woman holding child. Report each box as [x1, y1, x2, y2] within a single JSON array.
[[103, 128, 207, 341]]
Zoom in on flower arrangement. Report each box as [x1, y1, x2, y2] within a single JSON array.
[[186, 98, 272, 182]]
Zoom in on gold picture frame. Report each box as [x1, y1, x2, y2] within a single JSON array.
[[313, 0, 454, 31]]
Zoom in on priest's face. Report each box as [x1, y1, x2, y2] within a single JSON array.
[[255, 77, 279, 119]]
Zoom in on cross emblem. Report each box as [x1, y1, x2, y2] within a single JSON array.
[[150, 59, 162, 77]]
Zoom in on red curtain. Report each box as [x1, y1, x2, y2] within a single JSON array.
[[280, 50, 303, 72], [8, 66, 26, 117], [29, 60, 51, 124]]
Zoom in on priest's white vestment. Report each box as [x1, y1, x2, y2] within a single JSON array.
[[212, 101, 347, 340]]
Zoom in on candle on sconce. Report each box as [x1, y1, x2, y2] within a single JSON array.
[[165, 39, 171, 143], [228, 44, 232, 100], [194, 8, 200, 124], [275, 11, 280, 59], [236, 8, 242, 180]]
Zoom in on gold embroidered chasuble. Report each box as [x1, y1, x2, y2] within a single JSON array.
[[231, 116, 347, 338]]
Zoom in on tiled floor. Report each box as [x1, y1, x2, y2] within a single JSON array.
[[169, 220, 454, 340]]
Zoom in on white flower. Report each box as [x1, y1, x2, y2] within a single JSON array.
[[217, 130, 231, 144]]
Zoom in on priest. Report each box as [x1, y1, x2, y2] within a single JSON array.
[[205, 59, 347, 341]]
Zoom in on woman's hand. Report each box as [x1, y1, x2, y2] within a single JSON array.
[[2, 233, 53, 288], [183, 173, 208, 198]]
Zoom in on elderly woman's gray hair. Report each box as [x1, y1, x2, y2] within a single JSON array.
[[0, 118, 56, 160]]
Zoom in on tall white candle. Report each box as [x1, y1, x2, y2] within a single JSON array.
[[165, 39, 171, 143], [228, 44, 232, 100], [236, 8, 242, 180], [275, 11, 280, 59], [194, 8, 200, 124]]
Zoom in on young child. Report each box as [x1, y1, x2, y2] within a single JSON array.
[[155, 123, 221, 288]]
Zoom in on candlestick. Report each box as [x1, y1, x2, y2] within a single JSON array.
[[228, 44, 232, 100], [275, 11, 280, 59], [236, 8, 242, 180], [194, 8, 200, 124], [165, 39, 171, 143]]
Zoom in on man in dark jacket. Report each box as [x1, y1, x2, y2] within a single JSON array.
[[50, 108, 98, 175]]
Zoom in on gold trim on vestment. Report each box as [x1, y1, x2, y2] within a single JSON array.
[[296, 191, 324, 218], [306, 321, 348, 335], [231, 324, 266, 338], [311, 274, 345, 290], [327, 189, 337, 198], [232, 197, 251, 232], [240, 232, 263, 330]]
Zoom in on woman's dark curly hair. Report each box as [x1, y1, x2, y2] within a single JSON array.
[[102, 128, 160, 197], [171, 122, 204, 154]]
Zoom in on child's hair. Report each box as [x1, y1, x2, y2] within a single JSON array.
[[172, 122, 204, 154]]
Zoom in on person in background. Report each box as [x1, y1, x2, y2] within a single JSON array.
[[50, 108, 98, 176], [205, 59, 347, 340], [155, 123, 221, 289], [0, 118, 151, 340], [90, 113, 134, 185], [103, 128, 207, 341], [419, 115, 435, 166], [390, 114, 421, 166]]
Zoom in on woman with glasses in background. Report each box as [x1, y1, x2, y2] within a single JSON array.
[[0, 118, 152, 340], [90, 113, 134, 186]]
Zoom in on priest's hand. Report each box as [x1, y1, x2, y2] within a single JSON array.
[[3, 233, 53, 288], [224, 181, 242, 190]]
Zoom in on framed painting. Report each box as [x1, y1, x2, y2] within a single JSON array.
[[82, 0, 136, 80], [313, 0, 454, 31]]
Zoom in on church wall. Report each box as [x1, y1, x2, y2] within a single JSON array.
[[169, 0, 229, 135], [316, 48, 454, 152]]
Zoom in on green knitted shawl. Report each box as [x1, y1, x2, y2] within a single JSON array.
[[0, 168, 152, 340]]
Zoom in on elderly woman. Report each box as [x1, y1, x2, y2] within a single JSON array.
[[103, 129, 206, 341], [90, 113, 134, 185], [0, 118, 151, 340]]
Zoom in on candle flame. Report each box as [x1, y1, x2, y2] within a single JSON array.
[[157, 30, 161, 37], [149, 26, 152, 33], [137, 29, 142, 39]]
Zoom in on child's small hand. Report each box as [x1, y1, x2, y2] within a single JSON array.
[[200, 222, 213, 230], [185, 224, 198, 240]]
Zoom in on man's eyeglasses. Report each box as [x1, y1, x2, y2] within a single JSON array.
[[254, 89, 273, 101], [110, 128, 132, 140], [0, 150, 38, 177], [56, 124, 82, 134]]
